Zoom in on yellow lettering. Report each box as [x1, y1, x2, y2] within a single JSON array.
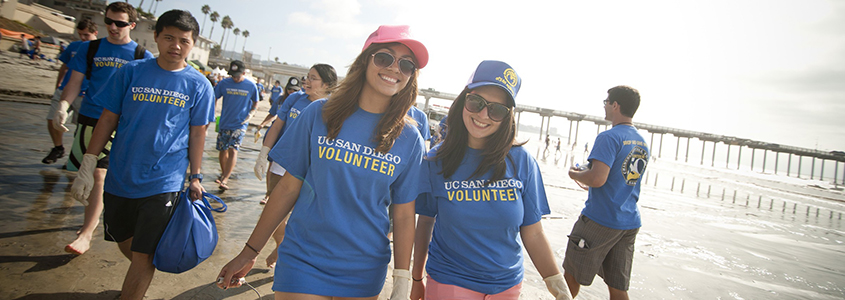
[[507, 188, 516, 201], [447, 191, 455, 201], [353, 153, 362, 166], [362, 157, 372, 169], [387, 163, 395, 177], [334, 149, 343, 162], [343, 151, 353, 164], [379, 161, 388, 174], [370, 158, 380, 172], [318, 146, 326, 159]]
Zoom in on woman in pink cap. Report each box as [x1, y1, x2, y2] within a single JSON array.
[[410, 61, 572, 300], [217, 25, 428, 300]]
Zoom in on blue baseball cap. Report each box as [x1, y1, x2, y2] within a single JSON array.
[[465, 60, 521, 106]]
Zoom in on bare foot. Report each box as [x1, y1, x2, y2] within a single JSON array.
[[65, 234, 92, 255], [265, 249, 278, 268]]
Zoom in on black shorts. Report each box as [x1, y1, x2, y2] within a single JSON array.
[[103, 191, 180, 254]]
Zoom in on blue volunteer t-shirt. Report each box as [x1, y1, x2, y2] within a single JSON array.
[[408, 106, 431, 141], [266, 91, 315, 162], [583, 124, 649, 230], [416, 145, 551, 294], [57, 40, 88, 95], [69, 39, 155, 119], [214, 77, 258, 131], [96, 58, 215, 198], [270, 85, 283, 103], [269, 99, 425, 297]]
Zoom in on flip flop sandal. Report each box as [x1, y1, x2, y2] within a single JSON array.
[[219, 182, 230, 190], [260, 197, 268, 205]]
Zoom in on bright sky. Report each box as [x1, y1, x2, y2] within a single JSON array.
[[144, 0, 845, 152]]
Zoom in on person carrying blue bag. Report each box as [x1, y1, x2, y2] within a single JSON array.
[[67, 10, 216, 299], [154, 186, 227, 274]]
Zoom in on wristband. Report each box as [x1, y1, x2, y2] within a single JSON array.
[[245, 242, 260, 254], [413, 277, 422, 282]]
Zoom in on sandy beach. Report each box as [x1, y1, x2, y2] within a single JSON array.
[[1, 50, 844, 299]]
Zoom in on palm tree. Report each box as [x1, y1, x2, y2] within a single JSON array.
[[200, 5, 210, 36], [137, 0, 146, 12], [220, 16, 233, 55], [208, 11, 219, 40], [152, 0, 162, 15], [231, 28, 240, 53], [241, 30, 249, 55]]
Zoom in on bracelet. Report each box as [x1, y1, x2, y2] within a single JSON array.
[[245, 242, 260, 254], [412, 277, 422, 282]]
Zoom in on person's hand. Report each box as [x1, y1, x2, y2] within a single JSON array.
[[389, 269, 412, 300], [189, 177, 205, 201], [52, 101, 70, 132], [70, 154, 97, 205], [543, 273, 573, 300], [410, 277, 425, 300], [216, 251, 256, 290], [242, 110, 256, 125], [254, 146, 270, 181], [253, 127, 263, 143]]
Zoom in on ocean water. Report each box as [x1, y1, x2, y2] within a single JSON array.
[[520, 132, 845, 299]]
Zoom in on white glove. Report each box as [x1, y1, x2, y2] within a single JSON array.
[[389, 269, 412, 300], [254, 146, 270, 181], [52, 100, 71, 132], [71, 154, 98, 206], [242, 109, 256, 125], [543, 273, 573, 300]]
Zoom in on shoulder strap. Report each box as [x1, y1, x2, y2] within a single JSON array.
[[85, 39, 103, 80], [134, 44, 146, 60]]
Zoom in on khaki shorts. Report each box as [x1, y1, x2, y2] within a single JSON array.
[[562, 214, 639, 291], [46, 89, 82, 124]]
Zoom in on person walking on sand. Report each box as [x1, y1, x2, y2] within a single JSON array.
[[565, 86, 649, 300], [411, 60, 572, 300], [254, 64, 336, 269], [257, 76, 300, 131], [217, 25, 428, 300], [68, 10, 214, 299], [53, 1, 154, 256], [42, 18, 98, 165], [213, 60, 258, 190]]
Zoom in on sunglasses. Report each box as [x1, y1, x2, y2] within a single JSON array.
[[371, 52, 416, 76], [465, 94, 511, 122], [104, 17, 132, 28]]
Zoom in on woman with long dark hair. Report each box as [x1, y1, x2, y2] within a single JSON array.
[[411, 61, 572, 300], [218, 25, 428, 300]]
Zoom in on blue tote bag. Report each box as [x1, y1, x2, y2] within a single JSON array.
[[153, 188, 227, 273]]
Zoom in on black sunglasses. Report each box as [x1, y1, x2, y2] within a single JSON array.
[[104, 17, 132, 28], [371, 52, 416, 76], [465, 94, 511, 122]]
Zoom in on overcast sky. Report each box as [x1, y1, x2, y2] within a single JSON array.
[[142, 0, 845, 151]]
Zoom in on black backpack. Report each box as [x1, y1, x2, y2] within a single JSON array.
[[85, 38, 147, 79]]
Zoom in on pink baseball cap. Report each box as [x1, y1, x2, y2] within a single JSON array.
[[362, 25, 428, 69]]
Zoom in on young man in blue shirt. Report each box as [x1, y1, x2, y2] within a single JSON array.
[[54, 2, 154, 256], [214, 60, 259, 190], [69, 10, 214, 299], [566, 86, 649, 300], [42, 18, 98, 165]]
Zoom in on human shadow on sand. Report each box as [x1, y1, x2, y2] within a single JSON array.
[[170, 269, 274, 299], [0, 226, 80, 239], [0, 253, 76, 272], [14, 290, 121, 300]]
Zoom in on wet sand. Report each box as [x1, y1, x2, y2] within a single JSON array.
[[2, 50, 845, 299]]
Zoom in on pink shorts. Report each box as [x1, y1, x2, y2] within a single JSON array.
[[425, 276, 522, 300]]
